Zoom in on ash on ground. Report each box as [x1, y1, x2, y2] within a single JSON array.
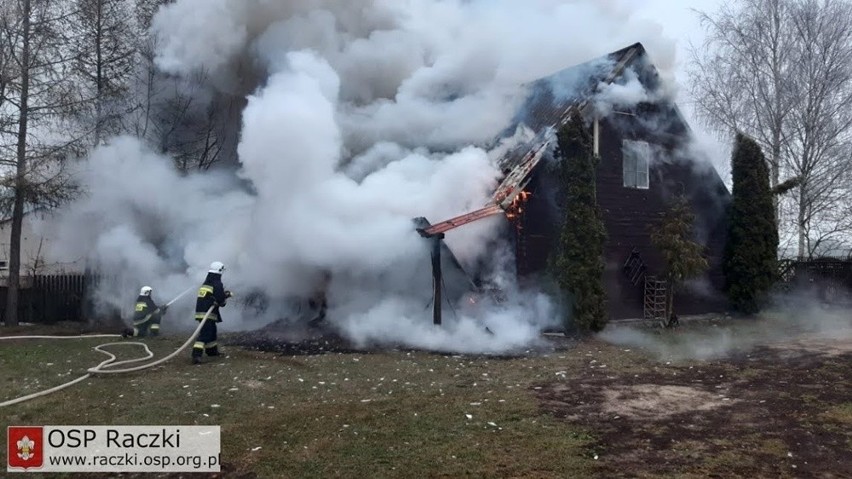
[[224, 319, 366, 356], [225, 318, 575, 357]]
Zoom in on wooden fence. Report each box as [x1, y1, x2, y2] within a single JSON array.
[[0, 273, 98, 324], [778, 257, 852, 303]]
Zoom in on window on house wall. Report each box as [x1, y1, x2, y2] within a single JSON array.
[[622, 140, 651, 189]]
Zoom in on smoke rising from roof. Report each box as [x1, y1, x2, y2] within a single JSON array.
[[47, 0, 679, 353]]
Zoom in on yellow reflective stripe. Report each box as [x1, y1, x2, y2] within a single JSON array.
[[150, 324, 160, 329], [195, 312, 218, 320], [193, 342, 205, 349], [198, 285, 214, 297], [135, 303, 147, 312], [205, 342, 217, 348], [133, 328, 139, 336]]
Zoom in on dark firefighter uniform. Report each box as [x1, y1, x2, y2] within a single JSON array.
[[193, 271, 230, 362], [307, 271, 331, 328], [132, 295, 165, 337]]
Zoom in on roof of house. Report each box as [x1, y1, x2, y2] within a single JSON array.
[[508, 43, 646, 133], [492, 42, 699, 171]]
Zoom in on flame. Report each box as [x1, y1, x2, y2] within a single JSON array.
[[505, 190, 532, 221]]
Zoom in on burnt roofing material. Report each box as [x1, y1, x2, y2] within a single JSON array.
[[494, 43, 648, 171]]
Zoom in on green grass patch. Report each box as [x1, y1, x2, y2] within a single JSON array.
[[0, 331, 596, 478]]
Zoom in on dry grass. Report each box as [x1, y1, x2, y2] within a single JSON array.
[[2, 318, 850, 478], [0, 326, 595, 479]]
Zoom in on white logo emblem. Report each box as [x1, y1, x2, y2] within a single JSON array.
[[17, 435, 36, 461]]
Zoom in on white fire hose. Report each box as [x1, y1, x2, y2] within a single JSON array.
[[0, 286, 216, 408]]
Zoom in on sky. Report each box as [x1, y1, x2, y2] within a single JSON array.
[[627, 0, 731, 181]]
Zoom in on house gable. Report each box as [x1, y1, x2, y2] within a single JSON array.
[[503, 43, 731, 319]]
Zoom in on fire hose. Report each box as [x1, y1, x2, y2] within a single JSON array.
[[0, 286, 217, 408]]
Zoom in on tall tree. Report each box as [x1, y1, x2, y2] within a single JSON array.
[[691, 0, 852, 259], [124, 0, 238, 171], [723, 134, 779, 314], [134, 0, 166, 32], [125, 10, 236, 172], [550, 112, 607, 333], [689, 0, 796, 193], [0, 10, 14, 139], [784, 0, 852, 258], [650, 195, 709, 324], [147, 70, 236, 172], [69, 0, 137, 144], [0, 0, 83, 326]]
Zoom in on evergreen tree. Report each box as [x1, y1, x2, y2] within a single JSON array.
[[550, 112, 607, 333], [650, 195, 709, 324], [723, 133, 779, 313]]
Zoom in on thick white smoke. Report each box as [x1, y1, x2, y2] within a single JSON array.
[[598, 301, 852, 361], [46, 0, 678, 353]]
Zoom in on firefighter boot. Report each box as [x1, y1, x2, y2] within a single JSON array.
[[191, 341, 204, 364]]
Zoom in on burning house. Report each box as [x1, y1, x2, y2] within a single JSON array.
[[425, 43, 731, 322], [502, 42, 730, 320]]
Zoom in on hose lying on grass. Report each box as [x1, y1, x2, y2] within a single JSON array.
[[0, 288, 212, 408]]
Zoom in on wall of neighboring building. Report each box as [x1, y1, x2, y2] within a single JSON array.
[[0, 210, 86, 282]]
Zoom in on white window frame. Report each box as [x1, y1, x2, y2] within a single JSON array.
[[622, 140, 651, 189]]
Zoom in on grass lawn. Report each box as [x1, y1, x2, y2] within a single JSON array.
[[1, 324, 596, 478], [1, 317, 850, 478]]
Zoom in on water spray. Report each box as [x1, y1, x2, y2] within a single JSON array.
[[164, 286, 196, 307]]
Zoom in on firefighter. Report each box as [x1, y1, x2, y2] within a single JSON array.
[[307, 271, 330, 328], [192, 261, 232, 364], [122, 286, 167, 338]]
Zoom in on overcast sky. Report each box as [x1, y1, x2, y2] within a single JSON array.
[[624, 0, 731, 180], [630, 0, 723, 96]]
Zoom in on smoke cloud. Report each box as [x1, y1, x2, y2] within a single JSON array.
[[598, 294, 852, 361], [45, 0, 680, 353]]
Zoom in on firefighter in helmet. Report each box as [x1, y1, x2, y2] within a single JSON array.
[[192, 261, 232, 364], [123, 286, 167, 338]]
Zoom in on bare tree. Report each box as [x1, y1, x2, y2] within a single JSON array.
[[689, 0, 798, 193], [163, 79, 238, 173], [133, 0, 165, 32], [25, 235, 44, 276], [690, 0, 852, 260], [68, 0, 137, 145], [784, 0, 852, 258], [0, 0, 84, 326], [126, 0, 236, 171]]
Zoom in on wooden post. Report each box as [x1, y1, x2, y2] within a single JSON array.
[[432, 234, 444, 325]]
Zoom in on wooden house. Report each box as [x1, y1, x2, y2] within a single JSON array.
[[502, 43, 730, 320]]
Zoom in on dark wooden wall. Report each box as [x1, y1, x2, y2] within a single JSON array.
[[515, 117, 730, 319]]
